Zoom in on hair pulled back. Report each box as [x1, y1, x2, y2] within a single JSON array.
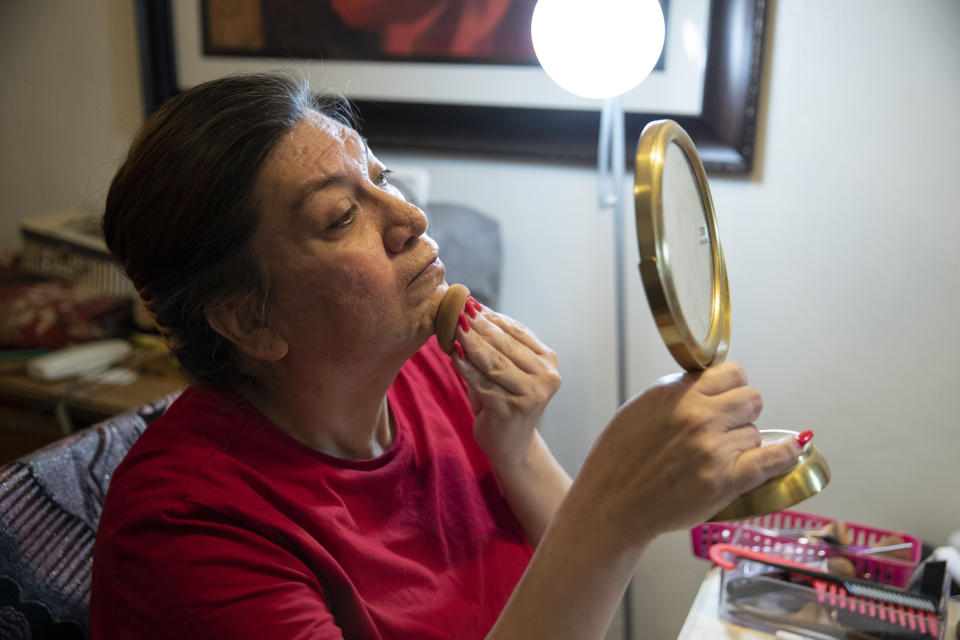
[[103, 72, 354, 389]]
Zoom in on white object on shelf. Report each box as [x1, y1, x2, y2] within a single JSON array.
[[26, 339, 133, 381], [88, 367, 139, 386]]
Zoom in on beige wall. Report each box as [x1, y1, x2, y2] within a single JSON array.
[[623, 3, 960, 636], [0, 0, 143, 250], [2, 1, 958, 639]]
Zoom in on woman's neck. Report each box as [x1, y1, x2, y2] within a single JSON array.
[[245, 363, 398, 460]]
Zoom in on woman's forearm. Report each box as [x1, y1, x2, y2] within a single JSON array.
[[486, 477, 649, 640], [450, 302, 566, 545], [492, 431, 572, 546]]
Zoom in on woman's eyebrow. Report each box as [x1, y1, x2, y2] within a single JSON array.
[[291, 174, 350, 216], [288, 134, 374, 215]]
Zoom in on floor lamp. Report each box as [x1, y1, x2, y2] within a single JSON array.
[[531, 1, 666, 638]]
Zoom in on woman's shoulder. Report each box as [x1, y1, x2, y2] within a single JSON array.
[[100, 387, 257, 521], [116, 385, 251, 463]]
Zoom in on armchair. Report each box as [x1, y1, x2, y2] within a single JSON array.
[[0, 392, 180, 638]]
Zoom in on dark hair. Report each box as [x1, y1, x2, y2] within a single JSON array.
[[103, 72, 355, 390]]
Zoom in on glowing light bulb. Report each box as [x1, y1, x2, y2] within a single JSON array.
[[531, 0, 665, 100]]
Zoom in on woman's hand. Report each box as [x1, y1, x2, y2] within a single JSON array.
[[481, 358, 800, 640], [450, 298, 562, 475], [571, 362, 801, 544]]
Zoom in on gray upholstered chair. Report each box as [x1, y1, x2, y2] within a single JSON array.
[[388, 172, 503, 309], [0, 392, 180, 639], [427, 202, 502, 309]]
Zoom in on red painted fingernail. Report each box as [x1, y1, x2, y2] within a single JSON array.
[[468, 297, 482, 313], [458, 312, 470, 332], [465, 300, 477, 319], [453, 340, 465, 359], [796, 430, 814, 447]]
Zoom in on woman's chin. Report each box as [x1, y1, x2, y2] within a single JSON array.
[[435, 280, 451, 304], [395, 282, 447, 354]]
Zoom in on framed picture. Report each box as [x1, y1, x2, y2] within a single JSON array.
[[200, 0, 545, 65], [138, 0, 768, 173]]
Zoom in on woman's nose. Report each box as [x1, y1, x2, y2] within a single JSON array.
[[381, 192, 428, 254]]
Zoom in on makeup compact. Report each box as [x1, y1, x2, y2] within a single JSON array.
[[633, 120, 830, 521]]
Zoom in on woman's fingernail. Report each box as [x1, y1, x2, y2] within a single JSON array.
[[465, 300, 477, 319], [468, 297, 482, 313], [453, 340, 465, 359], [796, 430, 814, 448], [458, 312, 470, 332]]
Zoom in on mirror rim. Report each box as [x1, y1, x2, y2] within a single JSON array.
[[634, 119, 730, 371]]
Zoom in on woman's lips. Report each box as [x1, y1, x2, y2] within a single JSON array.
[[409, 256, 444, 286]]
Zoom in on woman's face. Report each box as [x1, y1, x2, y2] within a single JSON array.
[[251, 109, 446, 371]]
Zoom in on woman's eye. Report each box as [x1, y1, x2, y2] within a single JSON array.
[[374, 169, 393, 187], [327, 206, 356, 231]]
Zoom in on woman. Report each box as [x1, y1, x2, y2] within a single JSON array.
[[90, 73, 800, 639]]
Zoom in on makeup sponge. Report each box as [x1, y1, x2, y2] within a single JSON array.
[[435, 283, 470, 355]]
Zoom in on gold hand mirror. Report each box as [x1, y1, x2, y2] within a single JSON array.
[[633, 120, 829, 521]]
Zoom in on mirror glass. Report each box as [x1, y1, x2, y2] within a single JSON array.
[[661, 141, 715, 344]]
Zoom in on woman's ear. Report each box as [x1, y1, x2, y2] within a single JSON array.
[[204, 298, 288, 362]]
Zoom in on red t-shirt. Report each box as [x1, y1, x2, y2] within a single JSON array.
[[90, 338, 533, 639]]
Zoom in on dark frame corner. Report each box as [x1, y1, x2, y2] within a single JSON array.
[[137, 0, 768, 174]]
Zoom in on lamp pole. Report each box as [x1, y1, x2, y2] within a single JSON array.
[[598, 95, 629, 413], [531, 3, 665, 637], [597, 93, 634, 639]]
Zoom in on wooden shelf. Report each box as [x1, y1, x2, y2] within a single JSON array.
[[0, 349, 186, 462]]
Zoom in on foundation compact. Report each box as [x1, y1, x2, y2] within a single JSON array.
[[633, 120, 830, 521]]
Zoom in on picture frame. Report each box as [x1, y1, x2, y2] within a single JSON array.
[[136, 0, 769, 174], [182, 0, 685, 114]]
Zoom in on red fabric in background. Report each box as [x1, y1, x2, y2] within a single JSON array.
[[331, 0, 537, 58], [0, 270, 130, 349], [90, 338, 533, 639]]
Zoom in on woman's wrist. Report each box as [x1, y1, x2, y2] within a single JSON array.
[[564, 466, 657, 554]]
